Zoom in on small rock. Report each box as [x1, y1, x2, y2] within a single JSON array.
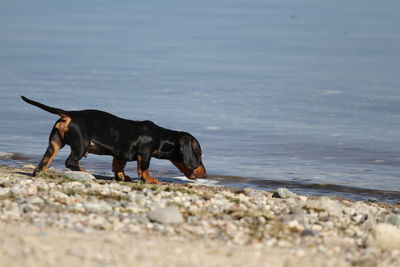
[[50, 191, 70, 204], [5, 204, 21, 219], [363, 213, 376, 230], [368, 197, 378, 203], [22, 204, 36, 213], [10, 185, 23, 196], [62, 182, 86, 190], [243, 188, 265, 198], [70, 203, 85, 213], [131, 214, 150, 225], [25, 185, 38, 195], [0, 188, 11, 197], [83, 201, 112, 213], [63, 171, 95, 182], [301, 229, 320, 237], [0, 152, 16, 159], [273, 188, 299, 199], [23, 164, 36, 169], [386, 214, 400, 226], [26, 196, 44, 205], [366, 223, 400, 249], [290, 205, 305, 216], [305, 197, 343, 217], [0, 179, 12, 187], [298, 195, 308, 202], [148, 205, 184, 224]]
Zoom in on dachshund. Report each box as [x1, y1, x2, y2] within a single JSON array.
[[21, 96, 206, 184]]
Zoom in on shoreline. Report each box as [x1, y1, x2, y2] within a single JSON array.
[[0, 164, 399, 266], [2, 153, 400, 204]]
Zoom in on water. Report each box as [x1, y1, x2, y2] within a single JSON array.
[[1, 0, 400, 202]]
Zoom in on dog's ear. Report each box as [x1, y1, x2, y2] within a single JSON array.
[[179, 136, 199, 170]]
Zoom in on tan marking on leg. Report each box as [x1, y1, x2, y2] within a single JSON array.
[[136, 155, 143, 178], [77, 164, 88, 173], [55, 115, 71, 138], [141, 170, 160, 184], [112, 157, 131, 182], [34, 141, 61, 176]]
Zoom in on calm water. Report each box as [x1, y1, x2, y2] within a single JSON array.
[[1, 0, 400, 202]]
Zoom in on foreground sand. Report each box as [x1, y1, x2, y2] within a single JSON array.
[[0, 165, 399, 267]]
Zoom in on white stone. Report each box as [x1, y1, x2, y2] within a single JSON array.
[[50, 191, 70, 204], [0, 187, 10, 196], [275, 188, 299, 199], [63, 171, 95, 182], [148, 205, 184, 224], [305, 197, 343, 217], [0, 152, 16, 159], [83, 201, 112, 213], [367, 223, 400, 249], [26, 196, 44, 205], [23, 164, 36, 169]]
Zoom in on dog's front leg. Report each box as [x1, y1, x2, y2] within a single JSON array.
[[112, 157, 131, 182], [136, 153, 160, 184]]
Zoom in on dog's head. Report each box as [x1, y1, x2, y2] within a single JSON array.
[[172, 135, 206, 180]]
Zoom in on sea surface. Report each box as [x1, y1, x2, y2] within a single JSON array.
[[1, 0, 400, 202]]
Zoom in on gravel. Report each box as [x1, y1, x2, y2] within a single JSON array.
[[0, 165, 399, 266]]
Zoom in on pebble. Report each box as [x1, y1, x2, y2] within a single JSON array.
[[0, 152, 16, 159], [386, 214, 400, 226], [0, 165, 399, 265], [301, 229, 319, 237], [23, 164, 36, 169], [305, 197, 343, 217], [366, 223, 400, 250], [22, 204, 36, 213], [273, 188, 299, 199], [0, 188, 11, 196], [63, 171, 95, 182], [26, 196, 45, 205], [148, 205, 184, 224], [50, 191, 70, 204], [83, 201, 112, 213]]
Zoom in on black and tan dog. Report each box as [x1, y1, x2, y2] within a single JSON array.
[[21, 96, 206, 184]]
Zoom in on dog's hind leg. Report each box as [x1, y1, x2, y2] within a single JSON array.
[[112, 157, 131, 182], [65, 148, 88, 172], [33, 128, 65, 176], [64, 141, 89, 172]]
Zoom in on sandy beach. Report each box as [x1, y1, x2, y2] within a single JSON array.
[[0, 164, 399, 266]]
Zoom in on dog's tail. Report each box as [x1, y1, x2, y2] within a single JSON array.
[[21, 96, 69, 117]]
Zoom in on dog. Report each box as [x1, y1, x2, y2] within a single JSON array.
[[21, 96, 206, 184]]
